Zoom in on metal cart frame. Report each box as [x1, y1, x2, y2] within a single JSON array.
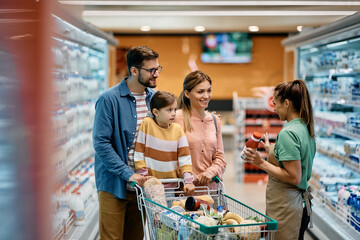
[[131, 177, 277, 240]]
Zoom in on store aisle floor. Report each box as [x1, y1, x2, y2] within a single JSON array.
[[222, 151, 267, 214]]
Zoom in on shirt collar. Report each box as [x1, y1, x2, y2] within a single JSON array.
[[119, 77, 152, 97], [119, 77, 132, 97], [190, 109, 211, 121], [286, 118, 302, 126]]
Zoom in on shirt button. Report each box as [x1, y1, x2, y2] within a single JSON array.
[[133, 100, 135, 102], [133, 132, 135, 135], [127, 147, 129, 150], [134, 115, 137, 118]]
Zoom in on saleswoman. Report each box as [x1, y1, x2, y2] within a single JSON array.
[[244, 79, 316, 240]]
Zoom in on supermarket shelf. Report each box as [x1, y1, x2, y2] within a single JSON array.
[[56, 151, 95, 184], [65, 200, 99, 240], [313, 97, 360, 108], [243, 173, 268, 183], [310, 198, 359, 240], [244, 119, 283, 126], [54, 128, 93, 146], [317, 149, 360, 175], [304, 69, 360, 78], [221, 125, 235, 136], [332, 129, 360, 141]]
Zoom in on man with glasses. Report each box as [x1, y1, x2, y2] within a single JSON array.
[[93, 46, 161, 240]]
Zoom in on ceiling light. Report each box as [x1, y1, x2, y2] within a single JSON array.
[[249, 26, 259, 32], [140, 25, 151, 32], [194, 26, 205, 32], [297, 25, 303, 32], [60, 1, 360, 6], [83, 11, 356, 17]]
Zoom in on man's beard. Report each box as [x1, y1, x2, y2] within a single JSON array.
[[138, 71, 156, 88]]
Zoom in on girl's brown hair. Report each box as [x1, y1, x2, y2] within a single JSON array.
[[274, 79, 315, 138], [150, 91, 176, 114], [178, 70, 212, 132]]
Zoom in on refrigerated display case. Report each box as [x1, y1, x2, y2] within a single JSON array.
[[49, 11, 117, 240], [283, 12, 360, 240]]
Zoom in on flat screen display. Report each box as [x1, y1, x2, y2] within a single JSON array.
[[201, 32, 252, 63]]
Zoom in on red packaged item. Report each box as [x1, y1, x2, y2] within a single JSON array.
[[241, 131, 262, 159], [185, 196, 210, 211]]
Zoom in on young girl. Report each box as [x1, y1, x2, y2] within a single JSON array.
[[134, 91, 195, 194], [244, 79, 316, 240]]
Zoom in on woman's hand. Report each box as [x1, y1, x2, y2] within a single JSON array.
[[184, 183, 196, 195], [243, 148, 265, 168], [197, 171, 213, 185], [260, 132, 274, 155]]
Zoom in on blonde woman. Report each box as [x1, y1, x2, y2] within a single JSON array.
[[174, 70, 226, 190]]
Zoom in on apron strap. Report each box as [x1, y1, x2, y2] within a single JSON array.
[[302, 189, 313, 228]]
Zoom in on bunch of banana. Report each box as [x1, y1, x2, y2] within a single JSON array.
[[221, 212, 244, 233], [223, 212, 244, 224]]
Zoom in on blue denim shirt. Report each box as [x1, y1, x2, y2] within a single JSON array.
[[93, 78, 155, 199]]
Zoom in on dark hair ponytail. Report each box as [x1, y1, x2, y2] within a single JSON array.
[[274, 79, 315, 138]]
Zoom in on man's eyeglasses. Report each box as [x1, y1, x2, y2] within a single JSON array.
[[137, 65, 163, 76]]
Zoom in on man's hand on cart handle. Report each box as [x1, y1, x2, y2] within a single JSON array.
[[129, 173, 146, 187]]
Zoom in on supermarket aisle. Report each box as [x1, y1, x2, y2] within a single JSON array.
[[222, 151, 267, 214], [223, 151, 316, 240]]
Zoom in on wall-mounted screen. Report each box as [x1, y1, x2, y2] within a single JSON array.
[[201, 32, 252, 63]]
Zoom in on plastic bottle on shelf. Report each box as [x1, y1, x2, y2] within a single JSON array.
[[338, 186, 346, 209], [73, 192, 85, 226], [349, 192, 357, 227], [241, 131, 263, 159], [343, 189, 352, 223], [68, 188, 78, 218], [356, 191, 360, 232], [57, 188, 70, 209]]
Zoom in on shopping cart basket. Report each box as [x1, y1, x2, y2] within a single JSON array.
[[131, 177, 277, 240]]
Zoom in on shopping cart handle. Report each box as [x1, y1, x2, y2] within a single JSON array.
[[130, 181, 137, 187], [212, 176, 221, 183], [160, 178, 182, 184]]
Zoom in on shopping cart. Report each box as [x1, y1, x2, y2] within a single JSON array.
[[131, 177, 277, 240]]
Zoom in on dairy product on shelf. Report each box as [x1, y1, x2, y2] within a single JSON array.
[[73, 192, 85, 226]]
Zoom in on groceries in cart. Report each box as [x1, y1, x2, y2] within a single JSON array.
[[144, 177, 167, 209], [134, 177, 277, 239]]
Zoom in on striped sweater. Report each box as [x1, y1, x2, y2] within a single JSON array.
[[134, 117, 193, 179]]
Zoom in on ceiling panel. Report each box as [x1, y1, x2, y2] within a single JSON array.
[[58, 1, 360, 33]]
